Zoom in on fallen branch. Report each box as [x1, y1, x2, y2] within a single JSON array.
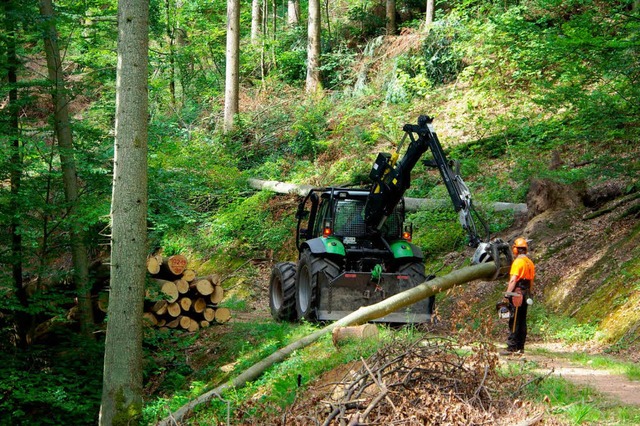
[[157, 261, 497, 425]]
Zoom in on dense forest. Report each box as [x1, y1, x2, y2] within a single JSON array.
[[1, 0, 639, 424]]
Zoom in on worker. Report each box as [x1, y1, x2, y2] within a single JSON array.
[[500, 237, 535, 355]]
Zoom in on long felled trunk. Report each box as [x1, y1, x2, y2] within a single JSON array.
[[157, 261, 498, 426], [39, 0, 95, 335]]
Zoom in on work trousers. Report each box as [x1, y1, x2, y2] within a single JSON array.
[[507, 296, 528, 351]]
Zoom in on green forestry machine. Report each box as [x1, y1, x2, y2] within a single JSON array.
[[269, 115, 510, 323]]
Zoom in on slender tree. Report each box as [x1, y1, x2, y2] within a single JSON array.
[[386, 0, 396, 35], [287, 0, 299, 26], [223, 0, 239, 132], [425, 0, 434, 28], [165, 0, 177, 107], [3, 0, 30, 347], [251, 0, 261, 43], [305, 0, 321, 93], [99, 0, 149, 422], [38, 0, 95, 336]]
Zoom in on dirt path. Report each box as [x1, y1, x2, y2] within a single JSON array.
[[506, 343, 640, 406]]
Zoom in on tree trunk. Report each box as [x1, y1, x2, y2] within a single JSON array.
[[247, 178, 528, 213], [164, 0, 176, 107], [99, 0, 149, 423], [287, 0, 299, 26], [39, 0, 95, 337], [223, 0, 240, 132], [251, 0, 262, 43], [3, 0, 30, 348], [386, 0, 396, 35], [305, 0, 321, 93], [425, 0, 434, 29], [157, 262, 498, 425]]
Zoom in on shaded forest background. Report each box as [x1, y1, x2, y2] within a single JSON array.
[[1, 0, 639, 424]]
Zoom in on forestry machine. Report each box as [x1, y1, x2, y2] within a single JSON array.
[[269, 115, 511, 323]]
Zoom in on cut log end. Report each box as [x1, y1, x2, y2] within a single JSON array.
[[332, 324, 379, 347], [214, 307, 231, 323]]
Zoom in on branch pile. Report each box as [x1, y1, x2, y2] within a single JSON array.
[[144, 254, 231, 331], [274, 337, 545, 426]]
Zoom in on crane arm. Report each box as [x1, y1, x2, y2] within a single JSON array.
[[364, 115, 486, 247]]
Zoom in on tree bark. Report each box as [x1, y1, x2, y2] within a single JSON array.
[[287, 0, 299, 26], [99, 0, 149, 423], [386, 0, 396, 35], [251, 0, 261, 43], [157, 262, 498, 425], [425, 0, 434, 29], [39, 0, 95, 337], [305, 0, 321, 93], [223, 0, 240, 132], [164, 0, 177, 107], [3, 0, 30, 348]]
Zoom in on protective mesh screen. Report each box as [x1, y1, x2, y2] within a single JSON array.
[[333, 200, 402, 238]]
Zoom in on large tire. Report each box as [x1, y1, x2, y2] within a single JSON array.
[[269, 262, 297, 321], [397, 262, 436, 318], [295, 249, 340, 321]]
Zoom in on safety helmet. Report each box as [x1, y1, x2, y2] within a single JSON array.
[[512, 237, 528, 256]]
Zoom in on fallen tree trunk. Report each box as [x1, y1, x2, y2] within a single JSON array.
[[248, 178, 528, 213], [157, 261, 497, 426]]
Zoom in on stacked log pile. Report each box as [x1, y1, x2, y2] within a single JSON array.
[[144, 254, 232, 331]]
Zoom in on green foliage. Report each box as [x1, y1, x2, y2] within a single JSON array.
[[205, 191, 296, 256], [0, 333, 103, 425], [421, 18, 466, 85], [344, 5, 386, 41], [320, 43, 358, 90], [529, 305, 599, 344], [273, 27, 308, 84], [408, 208, 468, 258]]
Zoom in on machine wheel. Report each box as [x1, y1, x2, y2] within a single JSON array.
[[269, 262, 297, 321], [295, 249, 340, 321], [397, 262, 436, 319]]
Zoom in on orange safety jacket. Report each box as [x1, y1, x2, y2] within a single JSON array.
[[510, 255, 535, 291]]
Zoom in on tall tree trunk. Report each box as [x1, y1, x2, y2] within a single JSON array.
[[425, 0, 434, 29], [386, 0, 396, 35], [3, 0, 29, 348], [251, 0, 261, 43], [305, 0, 321, 93], [99, 0, 149, 423], [223, 0, 239, 132], [164, 0, 176, 107], [287, 0, 299, 26], [38, 0, 95, 336]]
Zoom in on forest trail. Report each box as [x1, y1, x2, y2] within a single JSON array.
[[506, 342, 640, 407]]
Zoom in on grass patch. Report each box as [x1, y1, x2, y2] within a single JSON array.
[[525, 376, 640, 425]]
